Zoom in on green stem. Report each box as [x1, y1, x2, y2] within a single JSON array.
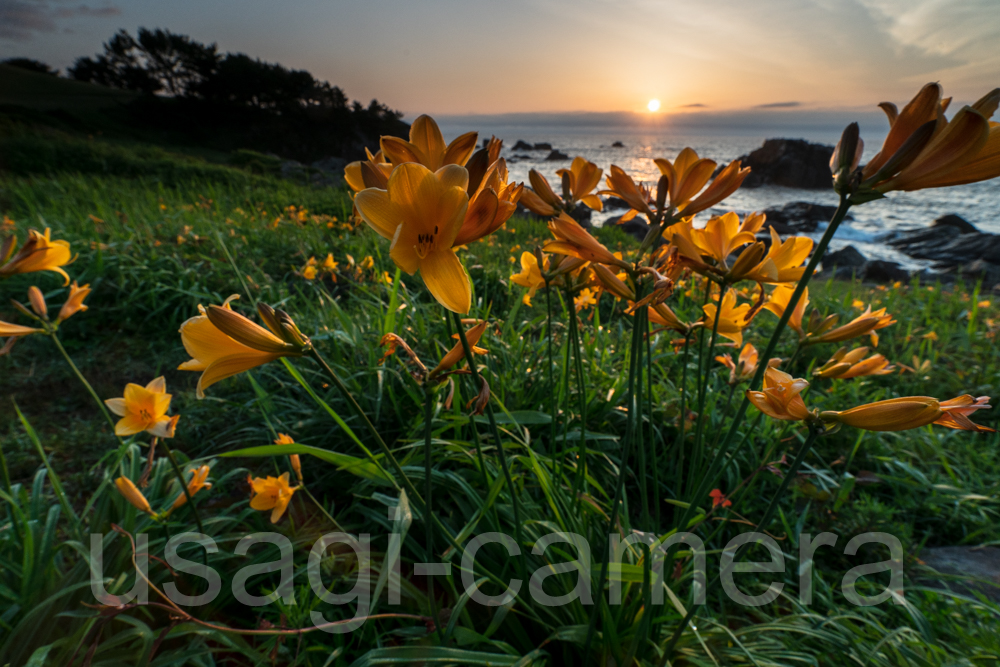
[[450, 311, 527, 584], [582, 301, 645, 660], [636, 307, 650, 528], [672, 330, 694, 498], [691, 284, 725, 478], [302, 486, 343, 531], [158, 439, 206, 535], [571, 304, 589, 495], [423, 384, 441, 643], [646, 317, 659, 528], [0, 435, 12, 497], [546, 284, 557, 450], [50, 333, 117, 433]]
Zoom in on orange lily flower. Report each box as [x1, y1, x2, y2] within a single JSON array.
[[354, 163, 472, 313], [275, 434, 302, 482], [169, 465, 213, 511], [743, 228, 814, 284], [455, 157, 523, 246], [521, 157, 604, 217], [600, 165, 654, 220], [249, 472, 299, 523], [821, 395, 993, 432], [702, 289, 753, 346], [57, 281, 91, 322], [814, 346, 895, 379], [510, 251, 549, 306], [654, 148, 750, 216], [178, 296, 306, 398], [746, 367, 811, 421], [344, 148, 393, 193], [105, 377, 180, 438], [763, 284, 808, 339], [380, 115, 478, 170], [428, 321, 488, 379], [806, 305, 896, 347], [716, 343, 766, 385], [0, 228, 74, 285], [670, 212, 765, 270], [544, 212, 630, 269], [709, 489, 732, 509], [861, 84, 1000, 192], [115, 477, 154, 515], [574, 287, 598, 311]]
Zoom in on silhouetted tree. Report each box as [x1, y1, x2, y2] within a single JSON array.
[[2, 58, 58, 76]]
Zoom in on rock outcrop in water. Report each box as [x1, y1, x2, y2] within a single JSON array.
[[734, 139, 834, 189], [884, 215, 1000, 289], [760, 201, 847, 234]]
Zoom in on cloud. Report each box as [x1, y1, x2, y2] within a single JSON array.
[[756, 101, 801, 109], [0, 1, 120, 41], [680, 103, 707, 108]]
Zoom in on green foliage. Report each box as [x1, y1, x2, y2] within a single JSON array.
[[1, 144, 999, 665]]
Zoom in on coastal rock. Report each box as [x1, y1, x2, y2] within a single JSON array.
[[932, 214, 978, 234], [955, 260, 1000, 290], [919, 546, 1000, 603], [762, 201, 843, 234], [886, 220, 1000, 268], [534, 142, 553, 151], [512, 140, 533, 151], [603, 196, 631, 210], [606, 216, 650, 243], [545, 149, 570, 161], [859, 260, 909, 283], [735, 139, 834, 189], [567, 206, 592, 227], [612, 141, 625, 148], [822, 245, 867, 270]]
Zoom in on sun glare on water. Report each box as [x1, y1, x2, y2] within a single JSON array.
[[647, 99, 660, 112]]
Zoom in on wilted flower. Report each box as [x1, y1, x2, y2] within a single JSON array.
[[814, 346, 895, 379], [0, 228, 74, 285], [746, 367, 811, 421], [354, 163, 472, 313], [428, 320, 488, 380], [380, 114, 478, 170], [105, 377, 180, 438], [249, 472, 299, 523], [169, 465, 212, 511], [178, 296, 308, 398]]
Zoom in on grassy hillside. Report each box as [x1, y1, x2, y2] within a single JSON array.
[[0, 63, 135, 110]]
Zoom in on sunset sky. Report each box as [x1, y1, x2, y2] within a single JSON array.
[[2, 0, 998, 119]]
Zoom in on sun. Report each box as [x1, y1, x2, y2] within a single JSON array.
[[647, 99, 661, 112]]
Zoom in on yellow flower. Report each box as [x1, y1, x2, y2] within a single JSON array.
[[249, 472, 299, 523], [671, 212, 764, 268], [57, 281, 91, 322], [743, 228, 814, 284], [544, 212, 630, 269], [275, 434, 302, 481], [814, 346, 895, 379], [380, 114, 478, 170], [322, 253, 338, 272], [574, 287, 598, 312], [302, 265, 317, 280], [821, 395, 993, 432], [115, 477, 154, 515], [170, 465, 212, 511], [807, 305, 896, 347], [0, 228, 74, 285], [763, 284, 808, 339], [746, 367, 811, 421], [510, 251, 548, 306], [178, 296, 306, 398], [429, 320, 488, 379], [921, 331, 938, 341], [861, 84, 1000, 192], [105, 377, 180, 438], [654, 149, 749, 215], [354, 163, 472, 313], [702, 289, 753, 346], [521, 157, 604, 217]]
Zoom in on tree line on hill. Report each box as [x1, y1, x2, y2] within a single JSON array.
[[2, 29, 408, 162]]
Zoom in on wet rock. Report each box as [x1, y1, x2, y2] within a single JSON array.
[[762, 201, 843, 234], [512, 140, 533, 151], [919, 546, 1000, 603], [887, 223, 1000, 268], [606, 216, 663, 246], [567, 205, 592, 227], [734, 139, 834, 189], [932, 214, 978, 234], [859, 260, 909, 283], [603, 196, 631, 210], [954, 259, 1000, 290], [822, 245, 867, 270], [545, 149, 570, 161], [612, 140, 625, 148], [534, 142, 553, 151]]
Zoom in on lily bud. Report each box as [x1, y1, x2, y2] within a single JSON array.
[[1, 235, 15, 264], [115, 477, 154, 515], [726, 242, 767, 282], [656, 175, 669, 211], [820, 397, 942, 431], [591, 264, 635, 301], [831, 122, 864, 193], [27, 286, 47, 318]]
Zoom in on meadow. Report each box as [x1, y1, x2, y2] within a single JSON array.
[[1, 118, 999, 667]]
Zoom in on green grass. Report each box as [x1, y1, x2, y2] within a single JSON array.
[[0, 64, 136, 111], [1, 138, 999, 666]]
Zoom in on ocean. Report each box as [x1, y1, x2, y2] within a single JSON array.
[[437, 120, 1000, 270]]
